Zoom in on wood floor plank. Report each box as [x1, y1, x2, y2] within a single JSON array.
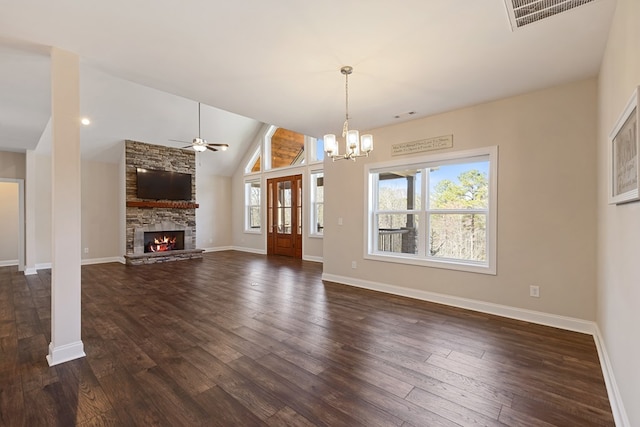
[[405, 385, 505, 426], [96, 368, 165, 426], [0, 253, 615, 426], [55, 359, 114, 424], [266, 406, 316, 427], [229, 355, 365, 427], [194, 385, 267, 427]]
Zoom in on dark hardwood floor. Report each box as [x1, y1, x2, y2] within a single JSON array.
[[0, 251, 614, 426]]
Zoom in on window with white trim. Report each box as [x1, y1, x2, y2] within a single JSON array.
[[309, 137, 324, 163], [366, 147, 497, 274], [245, 180, 261, 232], [244, 146, 261, 174], [310, 171, 324, 236]]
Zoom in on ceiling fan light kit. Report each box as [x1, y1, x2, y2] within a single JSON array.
[[170, 102, 230, 152], [324, 66, 373, 162]]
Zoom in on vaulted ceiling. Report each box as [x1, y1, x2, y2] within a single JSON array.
[[0, 0, 616, 176]]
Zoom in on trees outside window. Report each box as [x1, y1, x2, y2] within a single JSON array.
[[245, 180, 261, 232], [367, 147, 497, 274], [310, 171, 324, 236]]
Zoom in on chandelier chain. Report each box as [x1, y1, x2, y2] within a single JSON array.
[[343, 70, 350, 137]]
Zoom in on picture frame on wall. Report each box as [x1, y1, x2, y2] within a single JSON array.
[[609, 86, 640, 205]]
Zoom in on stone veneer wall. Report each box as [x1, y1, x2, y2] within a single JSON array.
[[125, 140, 197, 255]]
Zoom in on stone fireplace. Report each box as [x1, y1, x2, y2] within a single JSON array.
[[124, 140, 203, 265]]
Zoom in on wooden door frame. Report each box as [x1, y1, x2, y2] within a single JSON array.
[[266, 174, 302, 258]]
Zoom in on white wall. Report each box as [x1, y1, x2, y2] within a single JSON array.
[[597, 0, 640, 424], [34, 154, 51, 265], [196, 169, 232, 250], [0, 182, 19, 264], [324, 78, 598, 321]]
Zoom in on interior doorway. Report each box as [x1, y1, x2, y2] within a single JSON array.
[[0, 179, 25, 271], [266, 174, 302, 258]]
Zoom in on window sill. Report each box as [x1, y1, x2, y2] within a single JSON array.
[[364, 252, 496, 275], [309, 234, 324, 239], [244, 229, 262, 235]]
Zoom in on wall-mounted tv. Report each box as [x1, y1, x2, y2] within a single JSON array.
[[136, 168, 192, 201]]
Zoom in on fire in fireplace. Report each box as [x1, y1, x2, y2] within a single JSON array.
[[144, 231, 185, 253]]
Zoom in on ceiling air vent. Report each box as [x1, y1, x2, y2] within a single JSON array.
[[505, 0, 596, 30]]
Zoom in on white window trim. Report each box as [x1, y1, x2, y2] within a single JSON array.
[[244, 145, 262, 175], [244, 179, 262, 234], [262, 125, 277, 171], [364, 146, 498, 275], [309, 170, 324, 238], [306, 135, 325, 165]]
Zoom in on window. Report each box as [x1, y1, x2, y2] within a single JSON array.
[[309, 137, 325, 163], [244, 146, 261, 174], [245, 180, 261, 232], [310, 171, 324, 236], [366, 147, 497, 274], [265, 127, 306, 170]]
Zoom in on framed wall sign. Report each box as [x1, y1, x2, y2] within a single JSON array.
[[609, 87, 639, 205]]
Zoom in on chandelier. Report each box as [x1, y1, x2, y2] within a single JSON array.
[[324, 66, 373, 161]]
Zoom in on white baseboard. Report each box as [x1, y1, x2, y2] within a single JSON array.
[[593, 325, 631, 427], [81, 256, 124, 266], [303, 255, 323, 263], [321, 273, 595, 334], [46, 341, 86, 366], [230, 246, 267, 255], [0, 259, 18, 267], [203, 246, 234, 253], [24, 267, 38, 275], [34, 257, 124, 270]]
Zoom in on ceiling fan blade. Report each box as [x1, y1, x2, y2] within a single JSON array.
[[169, 139, 189, 144], [206, 146, 219, 152], [182, 145, 193, 149], [206, 143, 229, 147]]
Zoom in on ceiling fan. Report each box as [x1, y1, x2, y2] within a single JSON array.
[[170, 102, 229, 152]]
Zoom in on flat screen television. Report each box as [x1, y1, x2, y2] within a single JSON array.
[[136, 168, 192, 201]]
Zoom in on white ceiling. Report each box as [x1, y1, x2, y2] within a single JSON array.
[[0, 0, 616, 176]]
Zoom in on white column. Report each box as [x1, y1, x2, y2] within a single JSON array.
[[46, 47, 85, 366], [24, 150, 37, 275]]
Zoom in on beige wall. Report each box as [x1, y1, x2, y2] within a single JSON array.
[[196, 171, 233, 249], [81, 160, 120, 260], [598, 0, 640, 424], [324, 78, 598, 320], [0, 182, 19, 263], [34, 155, 121, 265], [0, 151, 25, 179]]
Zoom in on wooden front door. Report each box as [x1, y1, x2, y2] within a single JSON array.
[[267, 175, 302, 258]]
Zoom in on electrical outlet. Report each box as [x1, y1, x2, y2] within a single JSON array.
[[83, 247, 89, 254], [338, 217, 344, 226], [529, 285, 540, 298], [351, 261, 357, 269]]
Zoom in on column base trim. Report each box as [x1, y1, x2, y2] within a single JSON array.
[[46, 341, 86, 366]]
